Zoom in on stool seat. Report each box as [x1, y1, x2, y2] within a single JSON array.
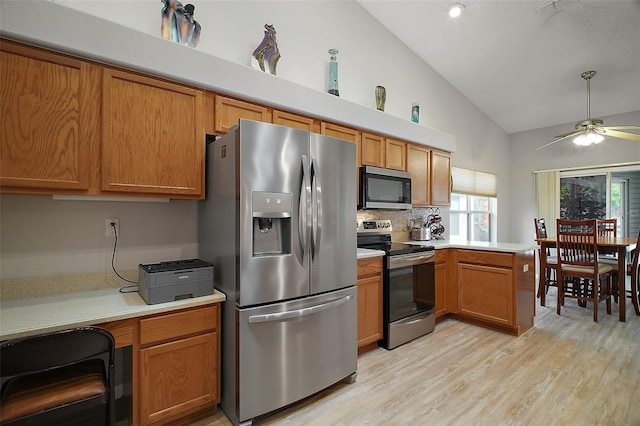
[[0, 327, 115, 426], [0, 360, 106, 422]]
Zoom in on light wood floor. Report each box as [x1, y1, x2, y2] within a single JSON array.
[[192, 286, 640, 426]]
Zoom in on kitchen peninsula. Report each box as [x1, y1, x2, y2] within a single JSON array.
[[357, 241, 537, 337]]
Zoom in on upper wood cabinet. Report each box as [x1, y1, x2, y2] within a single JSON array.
[[273, 110, 319, 133], [385, 138, 406, 171], [360, 132, 385, 167], [102, 69, 205, 197], [430, 149, 451, 206], [0, 41, 99, 192], [407, 144, 431, 207], [214, 95, 271, 134], [320, 122, 360, 144]]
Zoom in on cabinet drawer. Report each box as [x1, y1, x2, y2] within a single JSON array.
[[457, 250, 513, 268], [98, 318, 136, 348], [357, 257, 383, 277], [435, 249, 448, 263], [140, 305, 217, 346]]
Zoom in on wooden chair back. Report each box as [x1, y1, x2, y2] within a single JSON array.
[[534, 218, 553, 255], [556, 219, 599, 276], [534, 217, 549, 239], [597, 218, 617, 237]]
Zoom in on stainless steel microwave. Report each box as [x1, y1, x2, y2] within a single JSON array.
[[359, 166, 412, 210]]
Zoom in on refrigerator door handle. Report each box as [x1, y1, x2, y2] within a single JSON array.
[[247, 295, 352, 323], [299, 155, 312, 262], [311, 157, 322, 259]]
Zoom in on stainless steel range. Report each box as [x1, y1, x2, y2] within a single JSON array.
[[357, 219, 436, 349]]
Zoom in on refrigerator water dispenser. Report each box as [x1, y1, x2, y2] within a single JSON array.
[[252, 192, 292, 256]]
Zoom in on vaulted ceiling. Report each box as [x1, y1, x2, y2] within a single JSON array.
[[357, 0, 640, 135]]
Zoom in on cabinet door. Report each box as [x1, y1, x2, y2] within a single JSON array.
[[102, 69, 204, 197], [458, 263, 514, 326], [1, 41, 98, 192], [273, 110, 319, 133], [430, 150, 451, 205], [407, 144, 431, 207], [385, 138, 406, 171], [435, 261, 448, 318], [321, 122, 360, 203], [360, 132, 385, 167], [139, 332, 218, 425], [357, 275, 383, 348], [214, 95, 271, 134]]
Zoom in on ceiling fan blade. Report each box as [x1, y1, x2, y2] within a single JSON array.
[[553, 129, 581, 139], [603, 125, 640, 131], [602, 129, 640, 141], [536, 131, 580, 150]]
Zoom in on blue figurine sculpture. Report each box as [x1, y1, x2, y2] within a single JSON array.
[[161, 0, 201, 48], [251, 24, 281, 75]]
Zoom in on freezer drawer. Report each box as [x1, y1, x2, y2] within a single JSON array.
[[237, 286, 357, 423]]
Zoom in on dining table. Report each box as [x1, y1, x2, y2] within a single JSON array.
[[536, 236, 637, 321]]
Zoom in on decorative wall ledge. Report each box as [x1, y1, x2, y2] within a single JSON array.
[[0, 0, 455, 152]]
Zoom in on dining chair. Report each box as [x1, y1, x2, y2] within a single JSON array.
[[597, 218, 622, 301], [0, 326, 116, 426], [556, 218, 613, 322], [534, 218, 557, 304], [626, 228, 640, 316]]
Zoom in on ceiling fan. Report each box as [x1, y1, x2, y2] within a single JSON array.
[[537, 70, 640, 150]]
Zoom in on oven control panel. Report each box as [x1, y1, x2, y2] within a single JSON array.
[[357, 219, 392, 233]]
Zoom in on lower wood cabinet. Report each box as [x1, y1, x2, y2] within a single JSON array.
[[434, 249, 449, 318], [97, 303, 221, 426], [137, 304, 220, 425], [458, 262, 514, 326], [455, 249, 535, 335], [356, 257, 383, 353], [140, 332, 218, 425]]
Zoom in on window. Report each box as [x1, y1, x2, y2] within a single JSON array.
[[450, 194, 496, 241], [560, 174, 606, 220], [450, 167, 497, 242], [535, 163, 640, 238]]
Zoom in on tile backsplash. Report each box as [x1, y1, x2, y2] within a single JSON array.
[[356, 207, 449, 241]]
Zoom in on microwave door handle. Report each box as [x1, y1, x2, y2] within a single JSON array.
[[311, 157, 322, 260], [299, 155, 311, 263]]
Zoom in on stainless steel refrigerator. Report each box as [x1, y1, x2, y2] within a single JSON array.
[[198, 119, 357, 426]]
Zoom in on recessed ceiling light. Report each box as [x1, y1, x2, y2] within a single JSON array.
[[448, 3, 464, 18]]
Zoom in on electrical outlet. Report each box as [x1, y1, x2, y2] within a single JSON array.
[[523, 263, 529, 273], [105, 218, 120, 237]]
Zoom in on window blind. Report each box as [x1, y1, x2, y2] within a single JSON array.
[[451, 167, 497, 197]]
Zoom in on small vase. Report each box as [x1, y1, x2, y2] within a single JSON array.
[[375, 86, 386, 111], [328, 49, 340, 96], [411, 103, 419, 123]]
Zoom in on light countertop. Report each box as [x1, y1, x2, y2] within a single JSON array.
[[404, 239, 537, 253], [0, 288, 226, 341], [357, 248, 385, 259]]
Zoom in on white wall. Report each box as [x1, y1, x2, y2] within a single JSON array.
[[0, 0, 521, 279], [508, 109, 640, 245], [0, 195, 198, 279]]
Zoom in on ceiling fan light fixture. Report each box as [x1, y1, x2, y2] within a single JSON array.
[[573, 131, 604, 146], [448, 3, 464, 18]]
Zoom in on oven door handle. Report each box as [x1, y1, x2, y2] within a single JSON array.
[[388, 252, 435, 269]]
